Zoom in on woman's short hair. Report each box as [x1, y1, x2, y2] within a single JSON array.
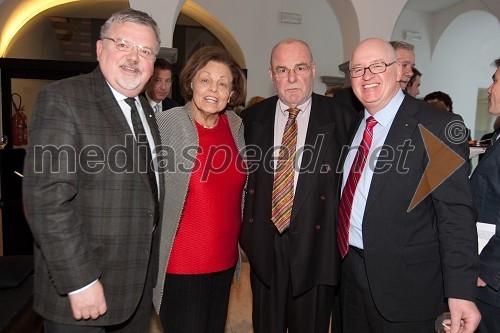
[[179, 46, 246, 107]]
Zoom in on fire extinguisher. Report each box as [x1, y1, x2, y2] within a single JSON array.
[[11, 92, 28, 146]]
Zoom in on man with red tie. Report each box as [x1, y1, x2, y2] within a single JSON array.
[[339, 38, 480, 333]]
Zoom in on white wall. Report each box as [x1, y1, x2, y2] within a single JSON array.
[[393, 9, 500, 136], [191, 0, 345, 100]]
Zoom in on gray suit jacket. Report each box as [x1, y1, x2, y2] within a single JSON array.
[[471, 137, 500, 307], [22, 67, 163, 325], [152, 105, 245, 312]]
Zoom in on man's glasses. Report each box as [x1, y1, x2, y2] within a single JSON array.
[[349, 61, 396, 78], [103, 37, 156, 61], [272, 64, 311, 78]]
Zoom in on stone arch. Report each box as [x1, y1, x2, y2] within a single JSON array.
[[179, 1, 245, 68]]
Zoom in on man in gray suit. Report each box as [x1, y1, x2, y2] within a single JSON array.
[[472, 57, 500, 333], [22, 8, 162, 332]]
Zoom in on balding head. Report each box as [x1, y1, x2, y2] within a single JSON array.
[[349, 38, 402, 114]]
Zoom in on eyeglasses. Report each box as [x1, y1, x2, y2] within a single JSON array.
[[272, 64, 311, 78], [349, 61, 396, 78], [103, 37, 156, 60]]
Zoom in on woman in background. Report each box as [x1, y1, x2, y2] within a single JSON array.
[[153, 46, 247, 332]]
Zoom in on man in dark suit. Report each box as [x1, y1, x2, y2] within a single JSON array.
[[143, 57, 178, 112], [22, 8, 162, 332], [240, 38, 356, 332], [339, 38, 480, 332], [472, 57, 500, 333]]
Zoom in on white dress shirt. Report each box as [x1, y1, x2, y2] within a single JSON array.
[[341, 90, 404, 249], [273, 98, 312, 191]]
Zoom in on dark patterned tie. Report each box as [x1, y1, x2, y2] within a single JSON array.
[[491, 128, 500, 145], [272, 108, 300, 233], [337, 116, 377, 258], [124, 97, 158, 201]]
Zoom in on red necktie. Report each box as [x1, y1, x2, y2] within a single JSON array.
[[337, 116, 377, 258], [272, 108, 300, 233]]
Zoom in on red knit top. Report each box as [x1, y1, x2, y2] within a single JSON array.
[[166, 114, 246, 274]]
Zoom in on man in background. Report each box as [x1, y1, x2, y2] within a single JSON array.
[[390, 40, 415, 90], [143, 57, 178, 112], [471, 56, 500, 333], [23, 8, 162, 332]]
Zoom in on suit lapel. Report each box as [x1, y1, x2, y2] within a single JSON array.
[[291, 96, 335, 221], [93, 70, 152, 192], [254, 106, 276, 211], [364, 97, 420, 213], [481, 136, 500, 161]]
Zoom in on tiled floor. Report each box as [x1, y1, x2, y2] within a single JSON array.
[[225, 262, 253, 333]]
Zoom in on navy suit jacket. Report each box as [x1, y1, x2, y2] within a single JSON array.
[[471, 137, 500, 307]]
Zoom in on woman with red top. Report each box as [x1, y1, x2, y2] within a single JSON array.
[[153, 46, 247, 332]]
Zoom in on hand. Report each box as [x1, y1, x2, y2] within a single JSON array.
[[447, 298, 481, 333], [68, 280, 107, 320], [477, 277, 487, 287]]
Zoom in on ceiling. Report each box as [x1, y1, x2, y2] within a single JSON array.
[[405, 0, 467, 14]]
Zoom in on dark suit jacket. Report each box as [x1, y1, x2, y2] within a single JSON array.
[[471, 137, 500, 307], [22, 67, 163, 325], [332, 87, 364, 113], [161, 97, 179, 110], [141, 91, 179, 111], [240, 93, 356, 297], [358, 96, 478, 321]]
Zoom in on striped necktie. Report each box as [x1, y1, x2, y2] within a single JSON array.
[[272, 108, 300, 233], [337, 116, 377, 258]]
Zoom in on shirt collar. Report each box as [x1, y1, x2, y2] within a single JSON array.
[[278, 97, 312, 117], [364, 89, 404, 127]]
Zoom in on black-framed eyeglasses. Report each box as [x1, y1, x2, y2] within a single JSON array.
[[103, 37, 156, 60], [349, 61, 396, 78], [272, 64, 311, 78]]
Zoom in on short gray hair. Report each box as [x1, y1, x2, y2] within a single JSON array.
[[389, 40, 414, 51], [100, 8, 161, 54]]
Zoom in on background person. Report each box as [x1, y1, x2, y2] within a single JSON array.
[[424, 90, 454, 112], [389, 40, 415, 90], [240, 38, 356, 333], [405, 67, 422, 97], [471, 57, 500, 333], [152, 45, 247, 333], [143, 57, 178, 112], [22, 8, 162, 333]]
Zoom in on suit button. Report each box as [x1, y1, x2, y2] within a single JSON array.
[[249, 218, 254, 223], [248, 189, 254, 194], [147, 210, 153, 217], [315, 224, 321, 230], [320, 195, 326, 200]]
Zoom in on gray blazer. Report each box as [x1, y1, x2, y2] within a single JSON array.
[[152, 105, 245, 312], [23, 67, 163, 325]]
